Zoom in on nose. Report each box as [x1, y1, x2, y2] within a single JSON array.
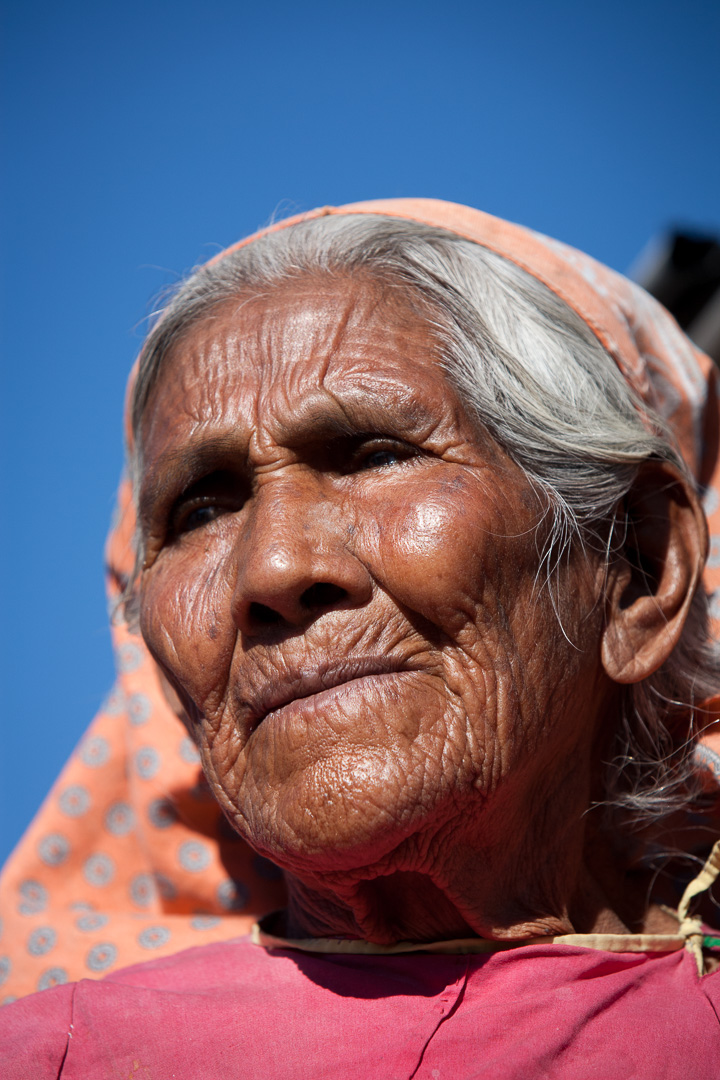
[[231, 481, 373, 635]]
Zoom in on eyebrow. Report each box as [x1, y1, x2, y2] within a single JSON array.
[[275, 389, 438, 447]]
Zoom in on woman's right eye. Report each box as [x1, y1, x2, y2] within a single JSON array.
[[174, 503, 225, 535], [167, 471, 246, 539]]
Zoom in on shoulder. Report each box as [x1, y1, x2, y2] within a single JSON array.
[[100, 933, 266, 989], [0, 981, 74, 1080], [0, 940, 466, 1079]]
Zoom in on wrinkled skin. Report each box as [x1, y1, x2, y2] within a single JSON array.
[[137, 275, 674, 944]]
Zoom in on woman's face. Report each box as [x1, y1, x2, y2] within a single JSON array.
[[137, 274, 612, 885]]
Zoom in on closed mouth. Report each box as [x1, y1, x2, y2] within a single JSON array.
[[246, 657, 411, 729]]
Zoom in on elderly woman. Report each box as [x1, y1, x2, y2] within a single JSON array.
[[2, 199, 720, 1076]]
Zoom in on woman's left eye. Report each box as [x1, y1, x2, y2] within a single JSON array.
[[362, 449, 402, 469], [353, 442, 416, 472]]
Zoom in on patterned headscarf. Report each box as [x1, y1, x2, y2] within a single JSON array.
[[2, 199, 719, 1002]]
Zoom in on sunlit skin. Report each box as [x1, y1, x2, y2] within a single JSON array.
[[137, 273, 702, 944]]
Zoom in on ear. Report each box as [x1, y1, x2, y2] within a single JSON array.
[[601, 461, 708, 685]]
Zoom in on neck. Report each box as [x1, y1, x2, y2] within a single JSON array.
[[281, 838, 678, 944], [278, 771, 681, 945], [279, 809, 597, 945], [284, 871, 477, 943]]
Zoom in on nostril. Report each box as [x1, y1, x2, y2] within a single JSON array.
[[300, 582, 347, 611], [249, 602, 282, 626], [243, 584, 350, 631]]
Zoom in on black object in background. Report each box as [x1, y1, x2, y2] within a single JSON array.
[[631, 231, 720, 363]]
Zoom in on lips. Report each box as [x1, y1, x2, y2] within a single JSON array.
[[242, 656, 412, 730]]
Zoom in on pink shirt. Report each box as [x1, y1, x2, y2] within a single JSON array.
[[2, 937, 719, 1078]]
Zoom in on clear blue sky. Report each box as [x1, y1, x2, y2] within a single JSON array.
[[1, 0, 719, 864]]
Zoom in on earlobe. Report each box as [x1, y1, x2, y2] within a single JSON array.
[[601, 462, 707, 685]]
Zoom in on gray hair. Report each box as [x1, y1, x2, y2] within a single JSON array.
[[129, 213, 720, 844]]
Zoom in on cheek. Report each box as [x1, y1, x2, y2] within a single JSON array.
[[360, 476, 510, 630], [140, 542, 237, 707]]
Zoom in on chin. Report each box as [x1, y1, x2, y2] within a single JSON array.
[[225, 757, 442, 879]]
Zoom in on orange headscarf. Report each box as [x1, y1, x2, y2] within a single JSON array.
[[2, 199, 719, 1003]]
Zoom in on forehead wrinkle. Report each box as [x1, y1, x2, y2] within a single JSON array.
[[144, 329, 250, 457], [247, 289, 400, 453], [188, 334, 244, 427], [257, 274, 422, 393], [255, 281, 359, 386], [265, 303, 454, 443]]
